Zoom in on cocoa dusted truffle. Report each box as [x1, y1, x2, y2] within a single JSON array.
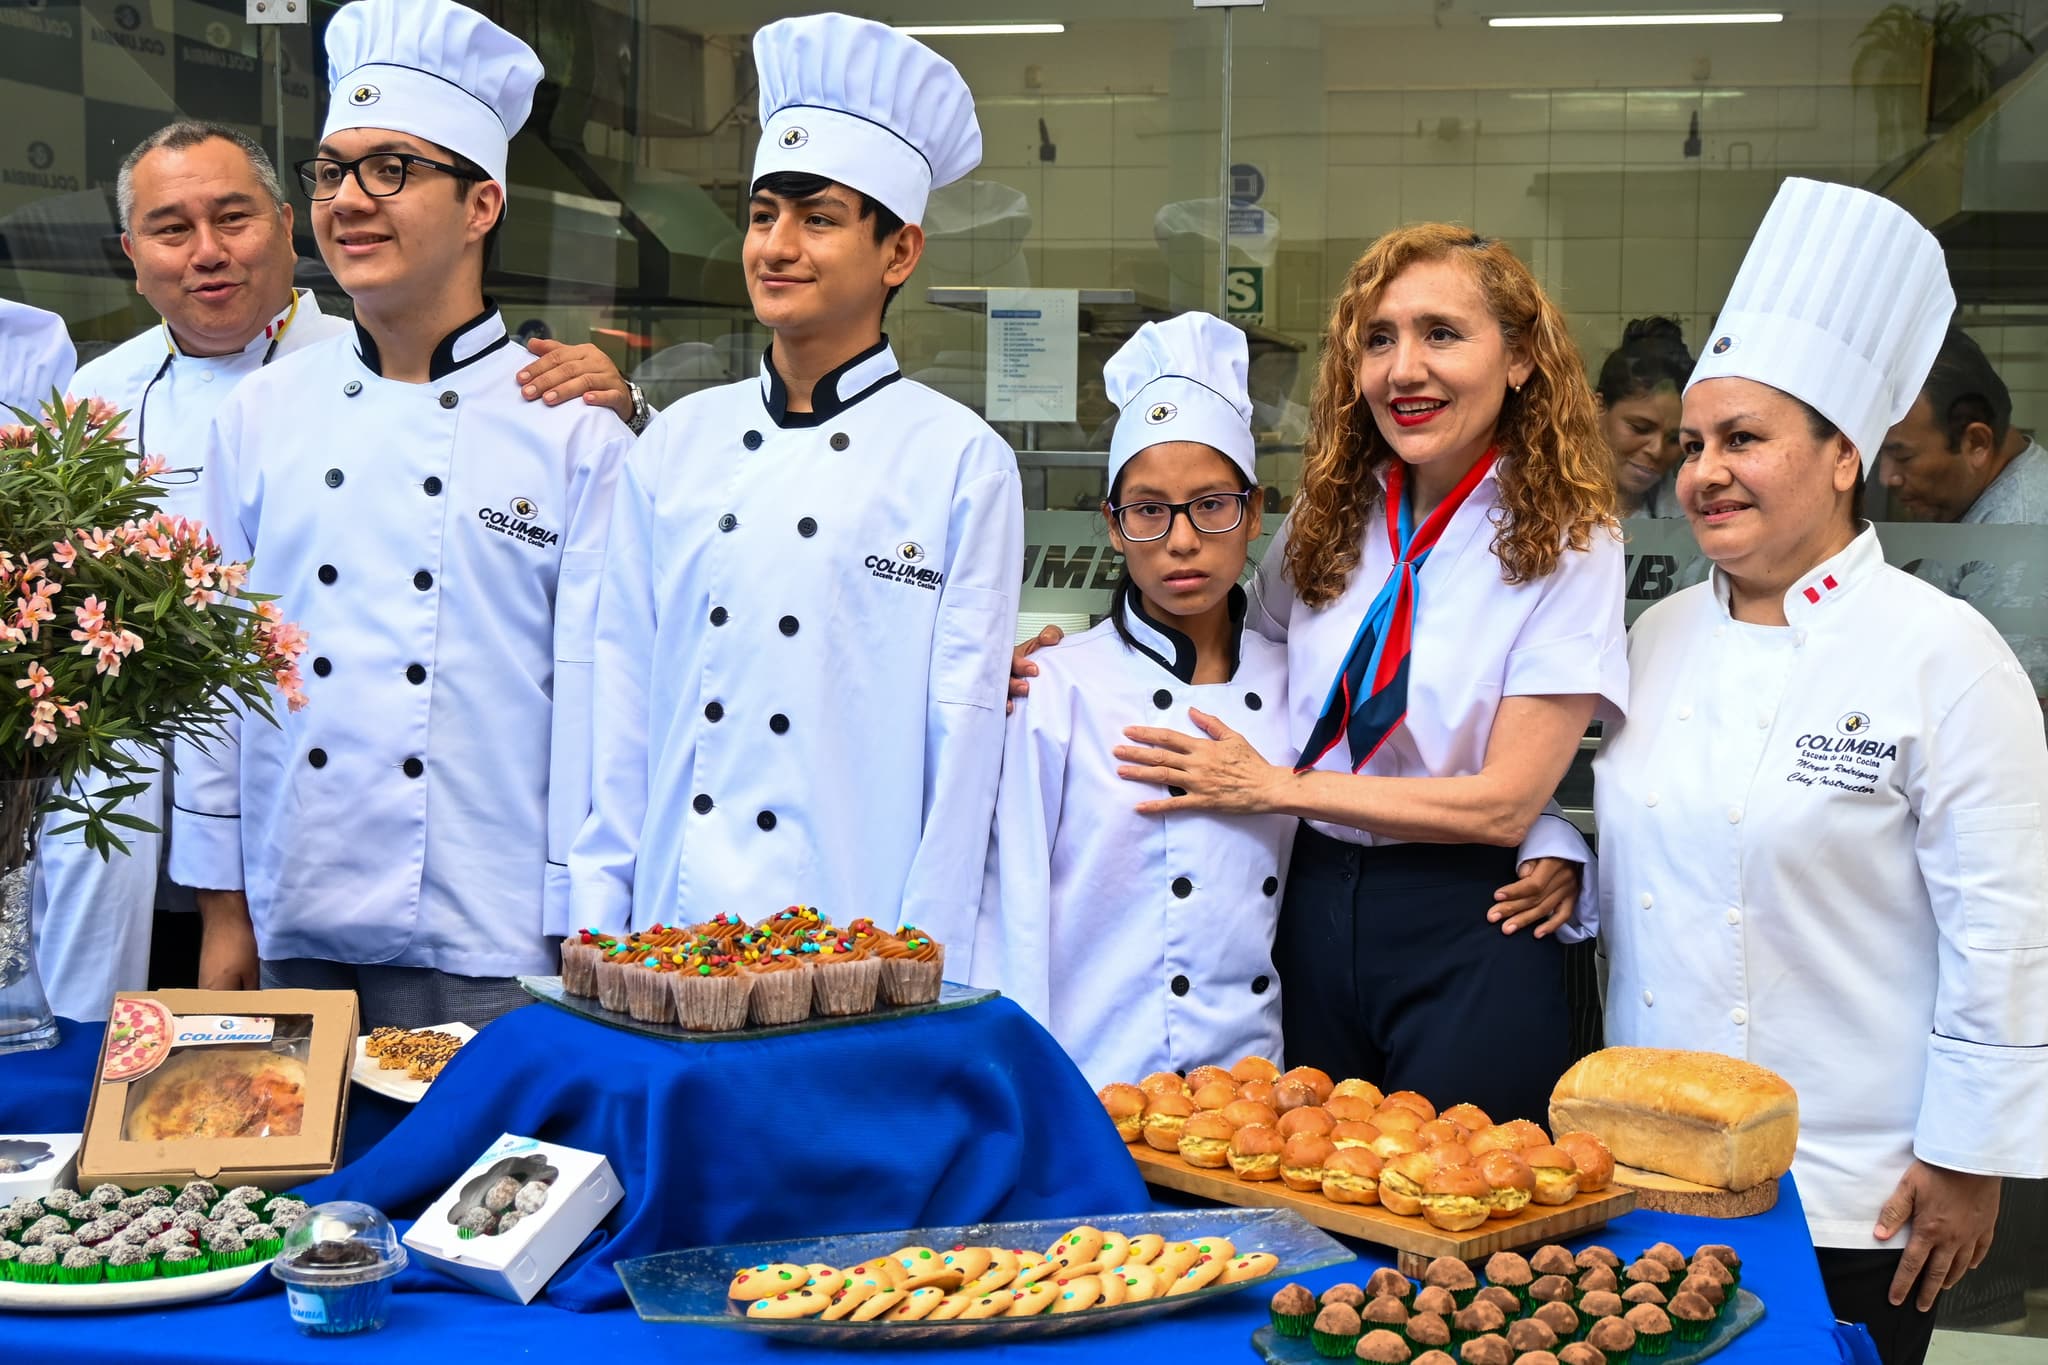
[[1531, 1274, 1575, 1305], [1475, 1286, 1523, 1317], [1506, 1318, 1557, 1354], [1577, 1264, 1620, 1295], [1272, 1283, 1317, 1317], [1644, 1242, 1686, 1272], [1364, 1295, 1411, 1328], [1484, 1253, 1532, 1289], [1557, 1346, 1605, 1365], [1687, 1254, 1734, 1287], [1458, 1335, 1511, 1365], [1355, 1328, 1413, 1363], [1367, 1267, 1416, 1301], [1513, 1355, 1560, 1365], [1453, 1301, 1507, 1337], [1533, 1301, 1580, 1340], [1529, 1245, 1577, 1278], [1693, 1244, 1741, 1275], [1323, 1283, 1368, 1310], [1415, 1285, 1459, 1317], [1624, 1303, 1673, 1337], [1679, 1274, 1727, 1307], [1424, 1257, 1477, 1295], [1415, 1353, 1458, 1365], [1626, 1257, 1672, 1286], [1622, 1282, 1668, 1308], [1573, 1246, 1621, 1273], [1670, 1291, 1716, 1326], [1316, 1302, 1364, 1336], [1407, 1312, 1452, 1349], [1579, 1290, 1625, 1320], [1585, 1317, 1636, 1355]]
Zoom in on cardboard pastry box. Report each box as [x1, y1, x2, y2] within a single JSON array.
[[403, 1133, 621, 1304], [78, 988, 357, 1191]]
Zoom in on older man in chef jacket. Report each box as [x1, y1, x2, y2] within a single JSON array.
[[0, 299, 74, 411], [1596, 179, 2048, 1365], [168, 0, 634, 1028], [31, 116, 640, 1024], [571, 14, 1022, 945]]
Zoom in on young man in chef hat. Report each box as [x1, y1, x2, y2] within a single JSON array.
[[170, 0, 635, 1028], [973, 312, 1294, 1087], [570, 14, 1022, 946], [1594, 177, 2048, 1365]]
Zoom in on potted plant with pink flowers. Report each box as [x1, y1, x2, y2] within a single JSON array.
[[0, 393, 308, 1052]]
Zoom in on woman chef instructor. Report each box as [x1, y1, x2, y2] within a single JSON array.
[[1596, 178, 2048, 1365]]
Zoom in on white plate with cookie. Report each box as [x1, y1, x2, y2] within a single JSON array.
[[349, 1022, 477, 1103]]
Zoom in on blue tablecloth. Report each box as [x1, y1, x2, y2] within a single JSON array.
[[0, 1005, 1854, 1361]]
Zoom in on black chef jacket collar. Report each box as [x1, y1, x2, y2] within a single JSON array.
[[353, 300, 509, 381], [758, 335, 902, 428], [1119, 579, 1247, 685]]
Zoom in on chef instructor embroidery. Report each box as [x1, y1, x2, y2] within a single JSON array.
[[1787, 709, 1899, 794]]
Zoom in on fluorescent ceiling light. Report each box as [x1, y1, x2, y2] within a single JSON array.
[[893, 23, 1067, 36], [1490, 12, 1781, 26]]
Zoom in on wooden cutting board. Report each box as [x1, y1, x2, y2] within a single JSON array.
[[1614, 1163, 1780, 1218], [1128, 1145, 1636, 1276]]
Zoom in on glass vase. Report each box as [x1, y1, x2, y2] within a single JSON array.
[[0, 778, 60, 1054]]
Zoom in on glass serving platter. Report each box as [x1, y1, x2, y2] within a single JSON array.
[[517, 975, 998, 1042], [616, 1207, 1353, 1346]]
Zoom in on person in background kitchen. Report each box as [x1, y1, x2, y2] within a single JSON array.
[[1596, 178, 2048, 1365], [1594, 316, 1693, 520]]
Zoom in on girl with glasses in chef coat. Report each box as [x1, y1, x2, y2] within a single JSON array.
[[1109, 226, 1627, 1127], [973, 313, 1294, 1089], [1594, 179, 2048, 1365]]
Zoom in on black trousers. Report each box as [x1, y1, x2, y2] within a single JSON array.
[[1273, 825, 1571, 1125], [1817, 1248, 1942, 1365]]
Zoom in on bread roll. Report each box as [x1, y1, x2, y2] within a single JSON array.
[[1548, 1048, 1797, 1192]]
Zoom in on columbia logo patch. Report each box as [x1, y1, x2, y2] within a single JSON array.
[[1145, 402, 1177, 425], [779, 126, 808, 149], [1711, 334, 1735, 355], [897, 541, 925, 563], [1837, 711, 1871, 736], [511, 496, 538, 519], [349, 84, 380, 106]]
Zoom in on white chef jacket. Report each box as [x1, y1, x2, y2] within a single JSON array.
[[1246, 459, 1628, 936], [570, 339, 1022, 948], [33, 293, 347, 1021], [973, 586, 1295, 1089], [0, 297, 74, 412], [169, 305, 632, 977], [1595, 526, 2048, 1248]]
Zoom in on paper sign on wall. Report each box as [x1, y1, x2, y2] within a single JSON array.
[[985, 289, 1078, 423]]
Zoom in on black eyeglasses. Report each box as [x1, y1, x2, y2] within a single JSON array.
[[1108, 491, 1254, 542], [295, 153, 479, 201]]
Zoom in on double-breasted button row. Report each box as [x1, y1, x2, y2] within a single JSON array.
[[690, 790, 777, 830]]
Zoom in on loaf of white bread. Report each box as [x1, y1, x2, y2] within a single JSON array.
[[1549, 1047, 1798, 1192]]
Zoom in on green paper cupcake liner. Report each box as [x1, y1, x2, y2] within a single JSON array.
[[1673, 1317, 1712, 1342], [55, 1263, 105, 1285], [1309, 1329, 1359, 1358], [1270, 1310, 1315, 1338], [158, 1254, 210, 1279], [1599, 1349, 1634, 1365], [209, 1246, 261, 1271], [250, 1236, 284, 1261], [103, 1257, 157, 1284], [12, 1262, 56, 1285], [1635, 1329, 1672, 1356], [1451, 1286, 1478, 1309]]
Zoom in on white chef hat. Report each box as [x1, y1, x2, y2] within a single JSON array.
[[751, 13, 981, 227], [1106, 313, 1257, 490], [1688, 177, 1954, 470], [322, 0, 543, 193]]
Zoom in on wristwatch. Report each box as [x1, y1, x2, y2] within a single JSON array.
[[624, 380, 652, 435]]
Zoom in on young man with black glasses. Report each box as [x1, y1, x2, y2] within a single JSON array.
[[170, 0, 632, 1028], [570, 14, 1022, 955]]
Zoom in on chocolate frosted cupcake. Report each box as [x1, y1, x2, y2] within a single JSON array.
[[743, 944, 816, 1026], [594, 936, 644, 1013], [691, 912, 750, 946], [559, 929, 613, 997], [1624, 1304, 1672, 1356], [763, 905, 826, 945], [624, 950, 684, 1024], [811, 931, 880, 1016], [1356, 1328, 1412, 1363], [875, 926, 945, 1006], [669, 950, 753, 1031]]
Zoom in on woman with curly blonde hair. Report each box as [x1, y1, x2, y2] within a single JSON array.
[[1112, 225, 1627, 1120]]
